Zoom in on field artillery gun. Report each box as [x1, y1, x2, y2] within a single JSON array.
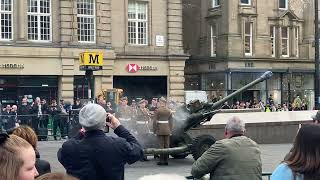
[[144, 71, 273, 160]]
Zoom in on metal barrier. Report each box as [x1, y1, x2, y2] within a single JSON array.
[[186, 172, 272, 180], [0, 114, 71, 140]]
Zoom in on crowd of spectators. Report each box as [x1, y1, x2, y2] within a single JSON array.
[[216, 94, 310, 112], [1, 96, 320, 180]]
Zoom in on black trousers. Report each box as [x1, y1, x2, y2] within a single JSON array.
[[53, 118, 63, 139], [32, 117, 40, 134]]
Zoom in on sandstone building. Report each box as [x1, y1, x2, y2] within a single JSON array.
[[183, 0, 315, 108], [0, 0, 187, 104]]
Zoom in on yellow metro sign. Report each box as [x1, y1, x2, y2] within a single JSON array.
[[79, 52, 104, 71]]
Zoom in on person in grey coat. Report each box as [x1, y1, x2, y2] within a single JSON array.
[[191, 116, 262, 180]]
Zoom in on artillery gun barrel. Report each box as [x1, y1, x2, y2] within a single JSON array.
[[178, 71, 273, 133], [211, 71, 273, 109], [143, 145, 189, 155]]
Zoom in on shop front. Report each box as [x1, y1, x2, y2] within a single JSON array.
[[111, 58, 186, 103], [112, 60, 169, 102], [186, 70, 314, 109], [0, 76, 58, 105]]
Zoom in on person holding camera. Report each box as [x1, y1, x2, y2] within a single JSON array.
[[57, 104, 143, 180]]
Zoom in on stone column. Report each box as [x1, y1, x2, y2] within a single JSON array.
[[59, 58, 75, 102], [17, 0, 27, 41], [96, 0, 112, 46], [167, 0, 184, 55], [60, 0, 76, 45], [168, 58, 185, 103]]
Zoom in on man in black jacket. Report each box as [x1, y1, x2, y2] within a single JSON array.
[[18, 97, 32, 126], [57, 103, 143, 180]]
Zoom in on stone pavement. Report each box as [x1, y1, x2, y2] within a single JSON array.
[[38, 140, 292, 179]]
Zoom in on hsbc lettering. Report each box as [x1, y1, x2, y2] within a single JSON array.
[[126, 64, 158, 73]]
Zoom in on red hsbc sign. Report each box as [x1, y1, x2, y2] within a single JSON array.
[[126, 64, 158, 73], [127, 64, 140, 73]]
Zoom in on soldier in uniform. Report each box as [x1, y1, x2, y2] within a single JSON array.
[[135, 99, 150, 135], [135, 99, 151, 161], [153, 97, 173, 165], [117, 97, 133, 130]]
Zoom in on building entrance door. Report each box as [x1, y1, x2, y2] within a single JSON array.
[[113, 76, 167, 101]]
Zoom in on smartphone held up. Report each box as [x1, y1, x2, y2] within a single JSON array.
[[104, 113, 112, 133]]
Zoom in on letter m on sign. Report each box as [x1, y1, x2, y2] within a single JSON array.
[[89, 54, 99, 64]]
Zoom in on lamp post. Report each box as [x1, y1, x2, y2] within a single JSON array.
[[287, 68, 292, 105], [315, 0, 320, 109]]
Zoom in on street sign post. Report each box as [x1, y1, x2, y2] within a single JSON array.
[[79, 52, 104, 101]]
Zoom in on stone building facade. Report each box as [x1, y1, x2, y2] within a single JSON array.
[[0, 0, 187, 105], [183, 0, 315, 108]]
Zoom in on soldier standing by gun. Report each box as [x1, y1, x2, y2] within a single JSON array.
[[135, 99, 151, 161], [153, 97, 173, 166]]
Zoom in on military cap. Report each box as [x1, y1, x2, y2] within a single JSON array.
[[120, 96, 128, 101], [139, 99, 147, 104], [159, 97, 167, 103]]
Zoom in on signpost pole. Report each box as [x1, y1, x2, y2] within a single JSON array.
[[79, 52, 104, 103], [85, 70, 93, 102]]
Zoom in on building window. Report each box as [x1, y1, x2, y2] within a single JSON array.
[[281, 27, 289, 57], [279, 0, 288, 10], [0, 0, 12, 40], [240, 0, 251, 5], [27, 0, 51, 41], [77, 0, 95, 43], [210, 23, 217, 57], [128, 1, 148, 45], [244, 21, 252, 56], [270, 26, 276, 57], [295, 27, 299, 57], [212, 0, 220, 7]]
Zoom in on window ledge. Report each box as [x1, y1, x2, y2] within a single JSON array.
[[209, 5, 221, 11]]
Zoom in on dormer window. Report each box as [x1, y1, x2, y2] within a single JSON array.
[[279, 0, 288, 10]]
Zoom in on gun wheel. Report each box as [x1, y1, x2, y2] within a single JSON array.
[[191, 135, 216, 160]]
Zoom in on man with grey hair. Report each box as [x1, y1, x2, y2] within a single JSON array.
[[191, 116, 262, 180], [58, 103, 143, 180]]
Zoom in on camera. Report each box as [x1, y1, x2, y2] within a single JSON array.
[[106, 114, 112, 123], [104, 114, 112, 133]]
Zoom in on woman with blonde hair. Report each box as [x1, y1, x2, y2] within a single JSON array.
[[0, 133, 39, 180], [11, 125, 51, 176]]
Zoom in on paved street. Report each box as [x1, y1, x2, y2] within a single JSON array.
[[38, 140, 292, 179]]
